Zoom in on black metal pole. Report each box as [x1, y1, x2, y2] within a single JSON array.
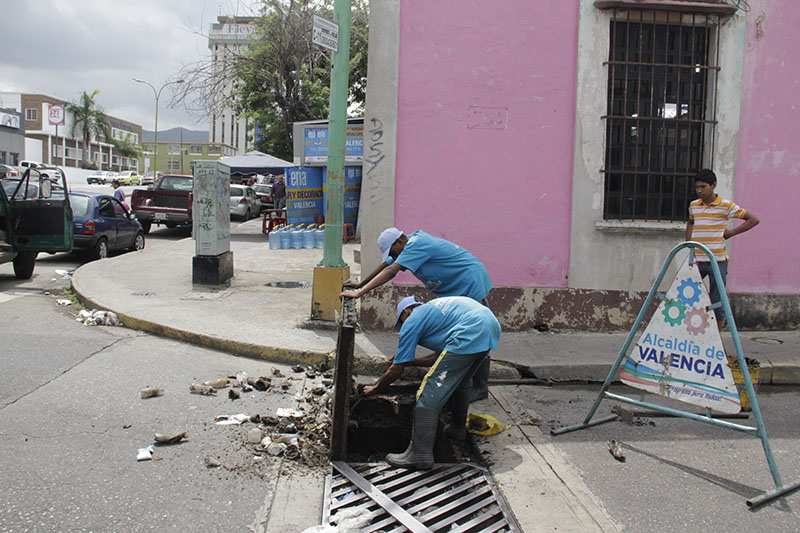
[[329, 296, 357, 461]]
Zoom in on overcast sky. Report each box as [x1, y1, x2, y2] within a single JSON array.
[[0, 0, 258, 133]]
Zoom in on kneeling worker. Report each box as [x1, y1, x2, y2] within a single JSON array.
[[363, 296, 502, 469]]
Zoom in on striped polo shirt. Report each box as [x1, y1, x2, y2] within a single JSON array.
[[688, 195, 746, 262]]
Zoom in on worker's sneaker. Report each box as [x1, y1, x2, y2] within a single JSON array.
[[386, 407, 438, 470]]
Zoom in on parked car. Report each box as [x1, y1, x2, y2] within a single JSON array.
[[2, 177, 66, 200], [130, 174, 193, 234], [252, 184, 273, 212], [116, 170, 141, 186], [141, 171, 163, 186], [19, 160, 41, 170], [69, 192, 145, 260], [0, 168, 73, 279], [0, 164, 20, 179], [86, 171, 116, 185], [229, 184, 261, 220]]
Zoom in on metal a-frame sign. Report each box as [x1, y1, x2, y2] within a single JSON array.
[[552, 242, 800, 508]]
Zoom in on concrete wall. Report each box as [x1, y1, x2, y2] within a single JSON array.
[[569, 1, 747, 291], [390, 0, 579, 288], [360, 0, 799, 330], [732, 0, 800, 293]]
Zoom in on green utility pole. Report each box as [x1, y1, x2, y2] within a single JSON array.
[[320, 0, 351, 269]]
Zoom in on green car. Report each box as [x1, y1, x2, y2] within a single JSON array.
[[0, 167, 73, 279], [116, 170, 141, 186]]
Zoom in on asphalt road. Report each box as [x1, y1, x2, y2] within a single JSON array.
[[0, 228, 321, 532], [498, 383, 800, 531]]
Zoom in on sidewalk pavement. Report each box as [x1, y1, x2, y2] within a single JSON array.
[[71, 218, 800, 387], [70, 218, 799, 532]]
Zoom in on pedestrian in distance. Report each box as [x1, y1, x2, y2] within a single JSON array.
[[272, 175, 286, 211], [685, 168, 759, 322], [111, 179, 125, 203], [341, 227, 494, 401], [363, 295, 501, 469]]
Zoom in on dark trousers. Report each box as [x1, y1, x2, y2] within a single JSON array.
[[697, 260, 729, 319]]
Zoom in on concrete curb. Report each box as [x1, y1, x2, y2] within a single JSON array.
[[70, 276, 522, 380]]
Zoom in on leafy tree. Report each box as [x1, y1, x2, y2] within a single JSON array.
[[172, 0, 369, 161], [235, 0, 369, 159], [67, 90, 110, 169]]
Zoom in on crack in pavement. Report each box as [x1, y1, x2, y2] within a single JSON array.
[[0, 337, 129, 411]]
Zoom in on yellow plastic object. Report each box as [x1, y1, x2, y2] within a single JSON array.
[[727, 355, 761, 412], [467, 413, 506, 436]]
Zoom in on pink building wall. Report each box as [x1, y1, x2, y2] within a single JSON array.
[[733, 1, 800, 293], [393, 0, 579, 288]]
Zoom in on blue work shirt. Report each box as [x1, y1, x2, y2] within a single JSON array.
[[387, 230, 492, 302], [394, 297, 501, 365]]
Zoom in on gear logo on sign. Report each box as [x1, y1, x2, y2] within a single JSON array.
[[684, 307, 710, 336], [662, 300, 686, 327], [677, 278, 702, 307]]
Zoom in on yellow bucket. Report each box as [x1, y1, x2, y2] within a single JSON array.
[[727, 356, 761, 412]]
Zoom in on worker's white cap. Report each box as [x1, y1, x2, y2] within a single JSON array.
[[394, 296, 422, 332], [378, 227, 403, 263]]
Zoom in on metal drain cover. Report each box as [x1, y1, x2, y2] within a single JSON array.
[[263, 281, 312, 289], [324, 462, 520, 532]]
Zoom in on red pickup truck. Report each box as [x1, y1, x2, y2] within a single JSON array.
[[130, 174, 193, 234]]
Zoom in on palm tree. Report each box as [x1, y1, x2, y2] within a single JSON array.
[[67, 90, 110, 169]]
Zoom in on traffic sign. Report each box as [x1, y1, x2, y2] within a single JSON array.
[[312, 14, 338, 52], [49, 104, 65, 126]]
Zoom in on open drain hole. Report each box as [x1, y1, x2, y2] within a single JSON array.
[[347, 385, 476, 464], [263, 281, 312, 289]]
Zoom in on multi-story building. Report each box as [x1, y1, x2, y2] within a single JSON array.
[[0, 107, 24, 166], [360, 0, 800, 330], [208, 16, 256, 155], [0, 92, 142, 171], [141, 140, 236, 174]]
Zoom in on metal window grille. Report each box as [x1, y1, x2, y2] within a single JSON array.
[[602, 9, 721, 221]]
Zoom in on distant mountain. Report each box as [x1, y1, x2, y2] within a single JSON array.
[[142, 127, 208, 143]]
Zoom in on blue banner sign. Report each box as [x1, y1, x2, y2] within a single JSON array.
[[303, 125, 364, 164], [286, 167, 323, 225]]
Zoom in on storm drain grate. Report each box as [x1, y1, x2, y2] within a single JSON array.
[[324, 462, 520, 532], [263, 281, 312, 289]]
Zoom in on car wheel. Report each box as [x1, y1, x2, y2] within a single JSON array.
[[12, 251, 37, 279], [93, 238, 109, 260], [245, 208, 251, 220], [131, 232, 145, 252], [140, 221, 151, 234]]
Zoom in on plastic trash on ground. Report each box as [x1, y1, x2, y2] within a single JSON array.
[[276, 408, 304, 418], [76, 309, 120, 326], [467, 413, 506, 436], [136, 445, 154, 461], [214, 413, 250, 425]]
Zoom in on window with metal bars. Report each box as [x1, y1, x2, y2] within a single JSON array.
[[602, 9, 721, 222]]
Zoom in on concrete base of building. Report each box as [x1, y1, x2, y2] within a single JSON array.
[[361, 285, 800, 332]]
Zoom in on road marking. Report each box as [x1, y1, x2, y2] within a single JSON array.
[[0, 293, 20, 304]]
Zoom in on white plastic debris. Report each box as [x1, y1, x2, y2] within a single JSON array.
[[276, 408, 304, 418], [214, 413, 250, 426], [137, 445, 154, 461], [56, 299, 72, 306], [76, 309, 120, 326], [54, 269, 74, 280]]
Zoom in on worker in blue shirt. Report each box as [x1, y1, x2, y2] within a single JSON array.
[[341, 227, 494, 401], [363, 296, 501, 469]]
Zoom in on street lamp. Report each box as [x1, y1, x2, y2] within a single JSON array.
[[132, 78, 185, 176]]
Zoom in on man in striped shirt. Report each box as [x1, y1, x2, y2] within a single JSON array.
[[685, 169, 759, 320]]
